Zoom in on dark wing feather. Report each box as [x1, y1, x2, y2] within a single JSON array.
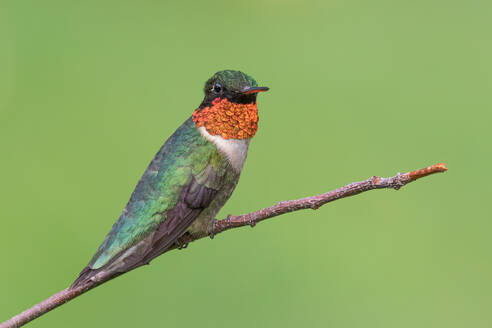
[[140, 177, 217, 264], [72, 176, 219, 288]]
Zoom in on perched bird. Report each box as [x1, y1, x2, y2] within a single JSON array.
[[72, 70, 268, 287]]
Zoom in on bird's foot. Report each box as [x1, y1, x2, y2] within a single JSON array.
[[178, 242, 189, 250], [209, 218, 219, 240], [175, 235, 190, 250]]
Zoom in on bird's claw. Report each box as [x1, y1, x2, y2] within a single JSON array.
[[210, 218, 218, 240], [178, 242, 189, 250]]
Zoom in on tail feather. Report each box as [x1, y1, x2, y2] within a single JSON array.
[[70, 252, 150, 289], [70, 266, 98, 288]]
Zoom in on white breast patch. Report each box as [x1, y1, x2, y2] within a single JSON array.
[[198, 126, 250, 172]]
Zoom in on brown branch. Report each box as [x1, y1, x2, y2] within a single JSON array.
[[0, 163, 448, 328]]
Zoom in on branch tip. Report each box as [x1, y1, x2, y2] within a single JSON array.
[[409, 163, 448, 180]]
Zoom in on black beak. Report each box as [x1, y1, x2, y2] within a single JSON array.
[[241, 86, 270, 94]]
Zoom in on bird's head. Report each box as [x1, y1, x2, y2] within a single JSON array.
[[193, 70, 268, 140], [200, 70, 269, 108]]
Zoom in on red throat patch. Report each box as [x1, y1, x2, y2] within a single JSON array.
[[192, 98, 259, 139]]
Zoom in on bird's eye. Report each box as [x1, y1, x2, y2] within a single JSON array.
[[213, 82, 222, 93]]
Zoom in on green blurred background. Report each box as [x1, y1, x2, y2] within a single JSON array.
[[1, 0, 490, 327]]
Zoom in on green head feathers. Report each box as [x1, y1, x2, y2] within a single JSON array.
[[204, 70, 258, 94]]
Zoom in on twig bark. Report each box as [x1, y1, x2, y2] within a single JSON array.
[[0, 163, 448, 328]]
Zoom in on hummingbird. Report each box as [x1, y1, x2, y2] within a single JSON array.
[[72, 70, 269, 287]]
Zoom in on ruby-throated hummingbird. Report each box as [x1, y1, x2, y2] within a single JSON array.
[[72, 70, 268, 287]]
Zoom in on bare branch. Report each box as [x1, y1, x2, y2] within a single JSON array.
[[0, 163, 448, 328], [208, 163, 448, 234]]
